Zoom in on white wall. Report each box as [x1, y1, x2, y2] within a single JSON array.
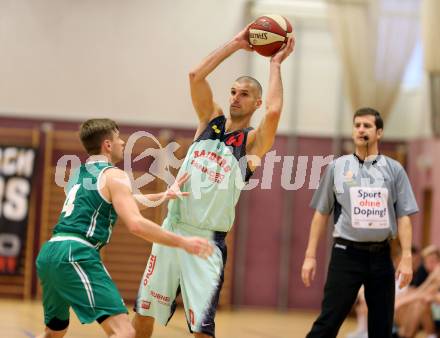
[[0, 0, 249, 128], [0, 0, 430, 139], [250, 0, 342, 135], [251, 0, 430, 140], [384, 77, 431, 139]]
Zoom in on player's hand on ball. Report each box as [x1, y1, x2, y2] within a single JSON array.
[[183, 237, 214, 259], [233, 23, 254, 52], [165, 172, 190, 200], [271, 37, 295, 64]]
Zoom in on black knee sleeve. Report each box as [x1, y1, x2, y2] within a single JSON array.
[[97, 315, 110, 324], [47, 317, 69, 331]]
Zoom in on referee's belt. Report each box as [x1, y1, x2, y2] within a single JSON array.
[[334, 237, 389, 252]]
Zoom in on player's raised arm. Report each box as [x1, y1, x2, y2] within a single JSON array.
[[104, 168, 212, 258], [246, 37, 294, 160], [189, 24, 254, 137]]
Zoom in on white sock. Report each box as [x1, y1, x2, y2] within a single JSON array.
[[357, 314, 367, 331], [426, 334, 437, 338]]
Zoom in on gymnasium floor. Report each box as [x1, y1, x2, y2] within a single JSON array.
[[4, 299, 430, 338], [2, 299, 359, 338]]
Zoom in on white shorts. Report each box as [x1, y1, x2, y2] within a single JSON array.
[[134, 221, 226, 337]]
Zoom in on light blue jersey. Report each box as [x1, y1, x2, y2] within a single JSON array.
[[167, 115, 253, 233]]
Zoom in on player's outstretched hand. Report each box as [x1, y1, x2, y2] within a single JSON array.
[[271, 36, 295, 64], [165, 172, 190, 200], [233, 23, 255, 52], [182, 237, 214, 259]]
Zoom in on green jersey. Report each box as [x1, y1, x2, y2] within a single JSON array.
[[53, 161, 117, 249]]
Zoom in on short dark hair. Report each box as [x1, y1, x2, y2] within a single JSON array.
[[353, 107, 384, 130], [79, 118, 119, 155], [235, 76, 262, 97]]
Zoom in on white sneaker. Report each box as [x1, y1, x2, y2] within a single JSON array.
[[346, 331, 368, 338]]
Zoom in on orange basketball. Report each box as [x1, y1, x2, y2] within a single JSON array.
[[248, 15, 293, 57]]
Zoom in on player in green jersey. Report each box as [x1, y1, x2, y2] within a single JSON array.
[[36, 118, 213, 338]]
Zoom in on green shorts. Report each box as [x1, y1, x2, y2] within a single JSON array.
[[134, 221, 227, 337], [36, 235, 127, 325]]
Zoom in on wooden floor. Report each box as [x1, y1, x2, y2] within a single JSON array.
[[1, 299, 361, 338], [2, 299, 431, 338]]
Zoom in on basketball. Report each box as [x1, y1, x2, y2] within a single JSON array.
[[248, 14, 293, 57]]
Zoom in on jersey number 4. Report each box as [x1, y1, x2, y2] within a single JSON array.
[[62, 184, 81, 217]]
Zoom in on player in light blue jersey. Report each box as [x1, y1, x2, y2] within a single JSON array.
[[133, 25, 294, 338], [36, 119, 212, 338]]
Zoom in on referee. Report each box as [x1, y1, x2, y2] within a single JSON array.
[[301, 107, 419, 338]]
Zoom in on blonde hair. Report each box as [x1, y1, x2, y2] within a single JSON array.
[[421, 244, 440, 258]]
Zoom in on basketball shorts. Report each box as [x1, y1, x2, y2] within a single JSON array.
[[36, 236, 127, 326], [134, 221, 227, 337]]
